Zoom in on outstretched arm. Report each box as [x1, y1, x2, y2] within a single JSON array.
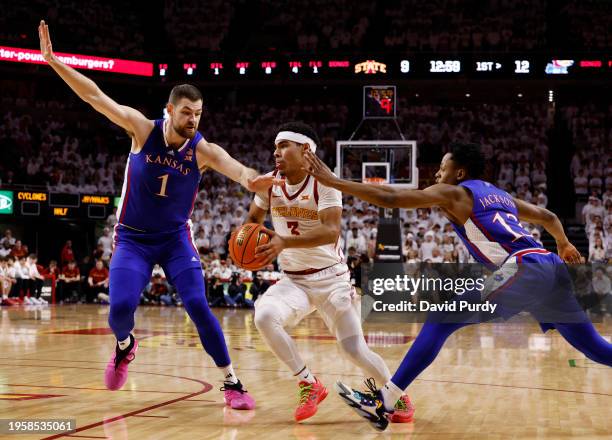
[[514, 198, 582, 263], [302, 150, 460, 209], [197, 140, 282, 192], [38, 21, 151, 144]]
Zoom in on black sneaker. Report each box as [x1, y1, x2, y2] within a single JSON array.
[[335, 378, 391, 431]]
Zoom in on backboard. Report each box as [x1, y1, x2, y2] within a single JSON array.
[[336, 141, 418, 189]]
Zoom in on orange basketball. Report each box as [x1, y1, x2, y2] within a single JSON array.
[[228, 223, 271, 271]]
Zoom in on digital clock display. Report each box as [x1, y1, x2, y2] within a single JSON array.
[[429, 60, 461, 73]]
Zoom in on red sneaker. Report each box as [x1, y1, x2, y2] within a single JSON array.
[[295, 377, 328, 422], [389, 394, 415, 423]]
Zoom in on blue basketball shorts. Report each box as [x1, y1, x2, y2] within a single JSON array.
[[110, 224, 202, 282]]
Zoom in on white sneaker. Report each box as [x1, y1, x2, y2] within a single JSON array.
[[39, 298, 49, 305], [31, 297, 42, 305], [23, 297, 33, 305]]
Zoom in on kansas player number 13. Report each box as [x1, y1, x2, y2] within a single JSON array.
[[492, 212, 530, 241]]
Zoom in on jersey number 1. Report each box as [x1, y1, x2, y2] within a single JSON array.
[[156, 174, 169, 197]]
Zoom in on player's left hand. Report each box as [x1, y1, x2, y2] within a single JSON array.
[[246, 175, 284, 192], [557, 240, 583, 264], [255, 228, 285, 265]]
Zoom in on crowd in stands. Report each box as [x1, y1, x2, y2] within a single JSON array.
[[562, 0, 612, 51], [0, 0, 146, 57], [2, 96, 611, 269], [163, 0, 232, 55], [1, 0, 610, 58], [1, 90, 610, 310], [565, 104, 612, 262], [381, 0, 546, 52]]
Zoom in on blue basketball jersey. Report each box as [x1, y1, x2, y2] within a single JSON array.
[[116, 119, 202, 233], [451, 179, 542, 268]]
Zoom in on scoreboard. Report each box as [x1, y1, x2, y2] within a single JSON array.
[[0, 190, 114, 220], [149, 54, 611, 81]]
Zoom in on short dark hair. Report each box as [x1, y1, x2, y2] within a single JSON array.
[[449, 142, 485, 179], [277, 121, 321, 149], [169, 84, 203, 105]]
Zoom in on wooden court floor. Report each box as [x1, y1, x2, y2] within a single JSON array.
[[1, 305, 610, 440]]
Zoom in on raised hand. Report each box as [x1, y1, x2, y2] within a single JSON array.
[[38, 20, 56, 63], [302, 150, 337, 186]]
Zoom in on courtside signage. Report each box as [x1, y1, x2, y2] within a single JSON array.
[[0, 190, 14, 214], [0, 46, 153, 76]]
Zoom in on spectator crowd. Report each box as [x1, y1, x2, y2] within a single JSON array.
[[2, 0, 609, 56]]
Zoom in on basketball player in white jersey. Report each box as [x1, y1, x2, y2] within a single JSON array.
[[245, 122, 414, 423]]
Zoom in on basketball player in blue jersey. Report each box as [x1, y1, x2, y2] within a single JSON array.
[[38, 21, 274, 409], [303, 143, 612, 430]]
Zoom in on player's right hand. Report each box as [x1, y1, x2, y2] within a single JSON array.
[[246, 174, 284, 192], [303, 150, 337, 186], [557, 240, 583, 264], [38, 20, 56, 63]]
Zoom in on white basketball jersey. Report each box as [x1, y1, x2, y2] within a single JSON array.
[[254, 171, 344, 271]]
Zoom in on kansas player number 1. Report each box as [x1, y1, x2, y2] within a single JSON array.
[[156, 174, 169, 197]]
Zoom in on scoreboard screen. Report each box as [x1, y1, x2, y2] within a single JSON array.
[[0, 189, 115, 220], [363, 85, 396, 119]]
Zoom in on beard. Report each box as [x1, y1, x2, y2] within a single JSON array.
[[173, 121, 197, 139]]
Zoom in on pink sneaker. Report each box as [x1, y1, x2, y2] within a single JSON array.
[[221, 380, 256, 410], [104, 335, 138, 391]]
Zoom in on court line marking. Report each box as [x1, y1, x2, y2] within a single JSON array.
[[1, 360, 609, 399], [4, 383, 187, 394], [0, 363, 213, 440]]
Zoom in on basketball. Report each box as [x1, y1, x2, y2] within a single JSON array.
[[228, 223, 271, 271]]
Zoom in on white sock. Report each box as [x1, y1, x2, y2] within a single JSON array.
[[118, 336, 131, 350], [294, 366, 316, 384], [221, 364, 238, 384], [380, 380, 404, 412]]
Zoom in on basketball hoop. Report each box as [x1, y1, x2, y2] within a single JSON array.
[[363, 177, 387, 185]]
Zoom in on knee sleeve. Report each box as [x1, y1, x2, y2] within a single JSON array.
[[254, 301, 306, 374], [254, 304, 284, 333]]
